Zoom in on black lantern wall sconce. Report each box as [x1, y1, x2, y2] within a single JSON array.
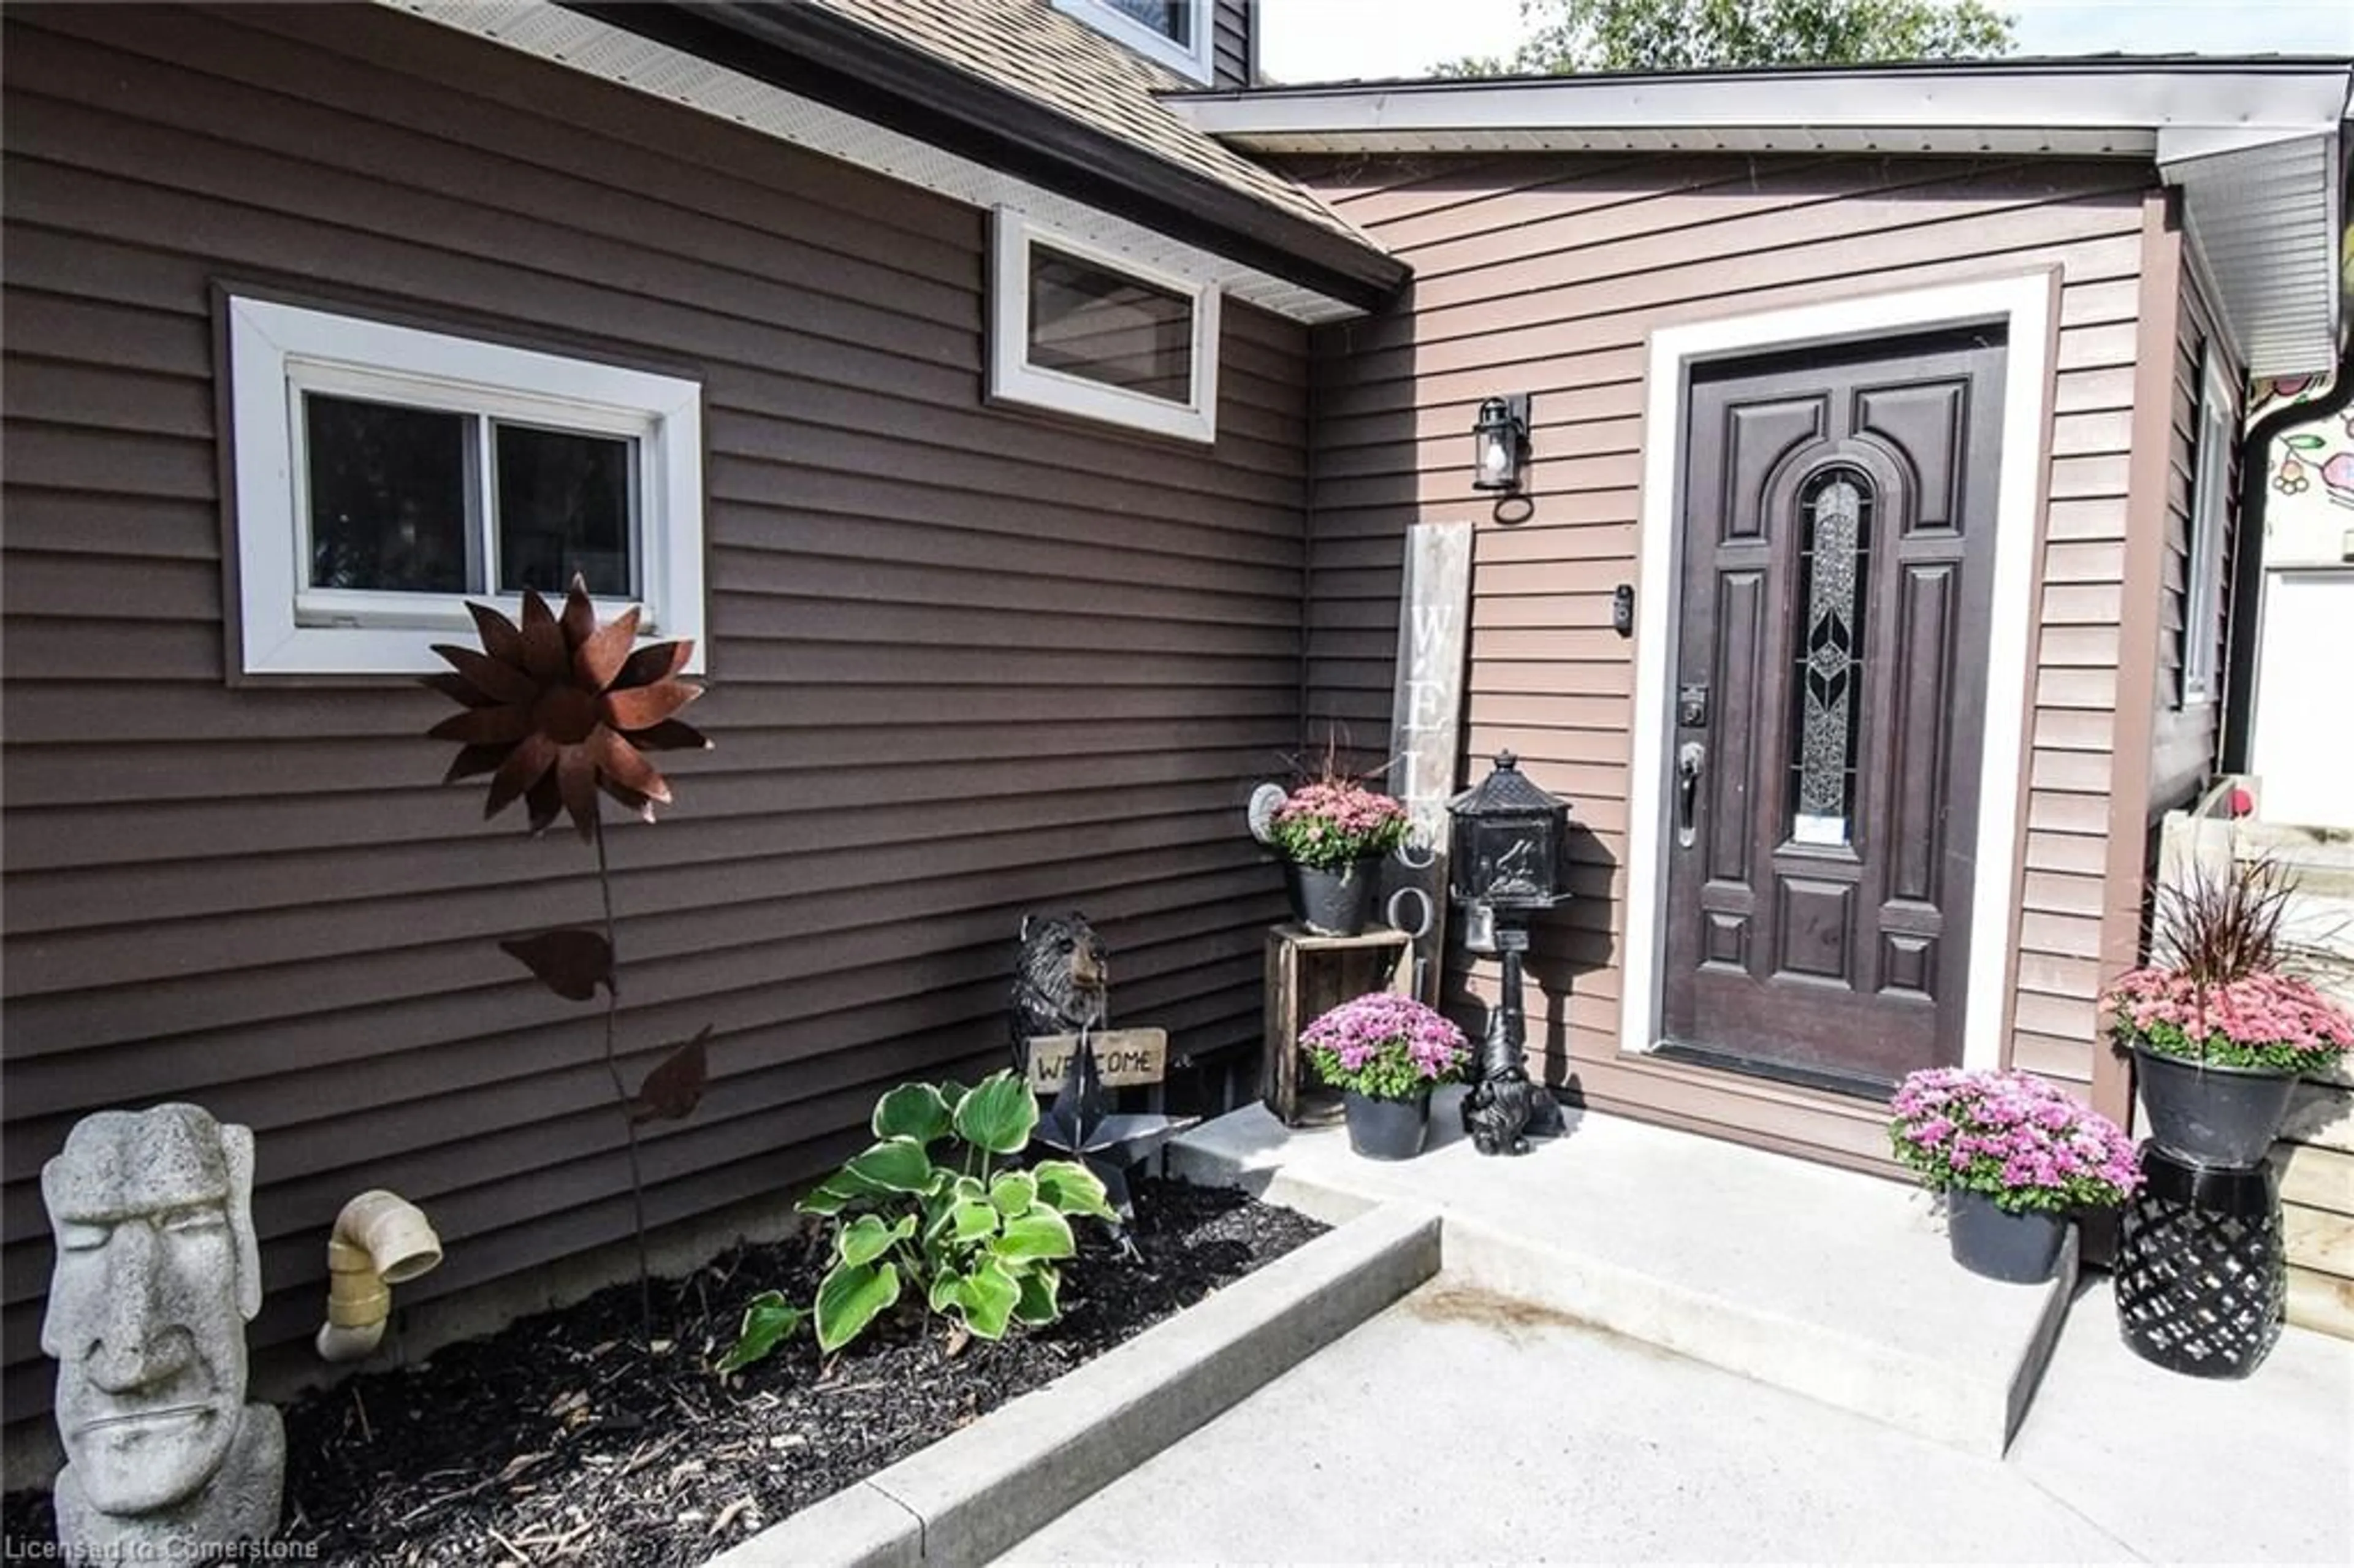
[[1471, 394, 1531, 493], [1446, 751, 1570, 1155]]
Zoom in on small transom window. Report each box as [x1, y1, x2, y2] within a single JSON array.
[[226, 297, 704, 679], [1028, 246, 1195, 403], [1053, 0, 1213, 83], [988, 211, 1221, 444]]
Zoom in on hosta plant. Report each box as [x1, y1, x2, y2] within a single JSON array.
[[720, 1071, 1118, 1368], [1301, 992, 1471, 1102], [1889, 1068, 2141, 1214]]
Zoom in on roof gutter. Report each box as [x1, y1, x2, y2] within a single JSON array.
[[565, 1, 1406, 313], [1170, 57, 2354, 139]]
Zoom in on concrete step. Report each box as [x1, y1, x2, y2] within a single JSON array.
[[1167, 1092, 2077, 1457]]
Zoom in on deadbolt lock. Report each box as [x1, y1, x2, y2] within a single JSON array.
[[1678, 683, 1709, 728]]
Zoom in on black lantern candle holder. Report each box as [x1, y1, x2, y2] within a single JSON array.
[[1446, 752, 1570, 1155]]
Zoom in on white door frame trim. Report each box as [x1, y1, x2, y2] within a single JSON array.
[[1620, 273, 2055, 1077]]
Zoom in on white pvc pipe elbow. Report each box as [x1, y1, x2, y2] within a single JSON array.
[[315, 1190, 443, 1362]]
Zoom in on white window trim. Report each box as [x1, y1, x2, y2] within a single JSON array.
[[1620, 273, 2056, 1078], [226, 295, 704, 678], [2181, 346, 2234, 706], [1051, 0, 1214, 85], [988, 209, 1221, 444]]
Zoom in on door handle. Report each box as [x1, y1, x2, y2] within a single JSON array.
[[1677, 741, 1705, 849]]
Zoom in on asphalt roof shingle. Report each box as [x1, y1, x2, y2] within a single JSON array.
[[809, 0, 1383, 252]]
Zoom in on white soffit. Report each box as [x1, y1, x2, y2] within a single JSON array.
[[2165, 131, 2343, 380], [1177, 63, 2353, 376], [383, 0, 1363, 324]]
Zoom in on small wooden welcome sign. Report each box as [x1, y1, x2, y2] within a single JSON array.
[[1024, 1029, 1168, 1091]]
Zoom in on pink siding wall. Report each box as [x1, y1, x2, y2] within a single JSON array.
[[1295, 152, 2167, 1165]]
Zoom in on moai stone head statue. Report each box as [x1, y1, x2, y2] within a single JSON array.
[[41, 1104, 283, 1553]]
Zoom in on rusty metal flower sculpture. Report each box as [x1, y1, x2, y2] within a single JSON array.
[[423, 576, 713, 1336], [425, 577, 706, 840]]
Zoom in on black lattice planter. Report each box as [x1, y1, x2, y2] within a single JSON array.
[[2115, 1142, 2285, 1379]]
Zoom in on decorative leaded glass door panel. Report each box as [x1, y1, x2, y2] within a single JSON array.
[[1660, 332, 2005, 1090]]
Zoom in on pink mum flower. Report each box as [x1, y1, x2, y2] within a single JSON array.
[[1269, 778, 1411, 871], [1889, 1067, 2139, 1216], [2105, 967, 2354, 1075], [1300, 992, 1472, 1100]]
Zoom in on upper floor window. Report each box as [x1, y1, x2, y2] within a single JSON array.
[[988, 211, 1221, 444], [1054, 0, 1214, 84], [225, 296, 704, 679]]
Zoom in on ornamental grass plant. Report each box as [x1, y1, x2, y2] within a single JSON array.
[[1301, 993, 1471, 1102], [1889, 1067, 2141, 1214], [2105, 851, 2354, 1074]]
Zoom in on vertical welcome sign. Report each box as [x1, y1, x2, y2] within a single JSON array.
[[1383, 522, 1473, 1000]]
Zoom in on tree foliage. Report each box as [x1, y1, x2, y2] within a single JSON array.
[[1436, 0, 2015, 75]]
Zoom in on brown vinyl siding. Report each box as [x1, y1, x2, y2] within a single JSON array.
[[0, 2, 1309, 1428], [1212, 0, 1254, 86], [2085, 213, 2245, 1143], [2083, 191, 2185, 1141], [2147, 257, 2239, 814], [1294, 153, 2159, 1162]]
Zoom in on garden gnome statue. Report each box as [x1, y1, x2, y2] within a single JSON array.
[[42, 1104, 284, 1557]]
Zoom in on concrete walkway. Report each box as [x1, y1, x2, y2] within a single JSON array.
[[998, 1274, 2353, 1565], [1168, 1098, 2076, 1456]]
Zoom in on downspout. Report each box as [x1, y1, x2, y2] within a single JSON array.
[[316, 1190, 444, 1361], [2220, 336, 2354, 774], [1295, 325, 1324, 755]]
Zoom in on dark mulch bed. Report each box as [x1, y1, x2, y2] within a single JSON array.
[[4, 1178, 1324, 1566]]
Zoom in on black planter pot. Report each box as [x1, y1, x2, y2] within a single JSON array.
[[1285, 858, 1382, 937], [2133, 1043, 2300, 1167], [1342, 1088, 1430, 1160], [1946, 1189, 2068, 1284]]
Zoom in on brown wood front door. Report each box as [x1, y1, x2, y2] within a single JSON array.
[[1661, 330, 2005, 1092]]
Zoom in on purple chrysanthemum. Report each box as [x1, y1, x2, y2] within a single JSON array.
[[1301, 992, 1472, 1100], [1889, 1067, 2140, 1215]]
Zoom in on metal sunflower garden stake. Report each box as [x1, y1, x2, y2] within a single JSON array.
[[424, 576, 713, 1336]]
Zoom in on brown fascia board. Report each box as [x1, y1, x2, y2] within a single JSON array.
[[562, 1, 1407, 313]]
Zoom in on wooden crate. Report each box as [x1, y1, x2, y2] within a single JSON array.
[[1263, 923, 1414, 1125]]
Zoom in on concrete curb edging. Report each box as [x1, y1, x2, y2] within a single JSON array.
[[708, 1201, 1442, 1567]]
